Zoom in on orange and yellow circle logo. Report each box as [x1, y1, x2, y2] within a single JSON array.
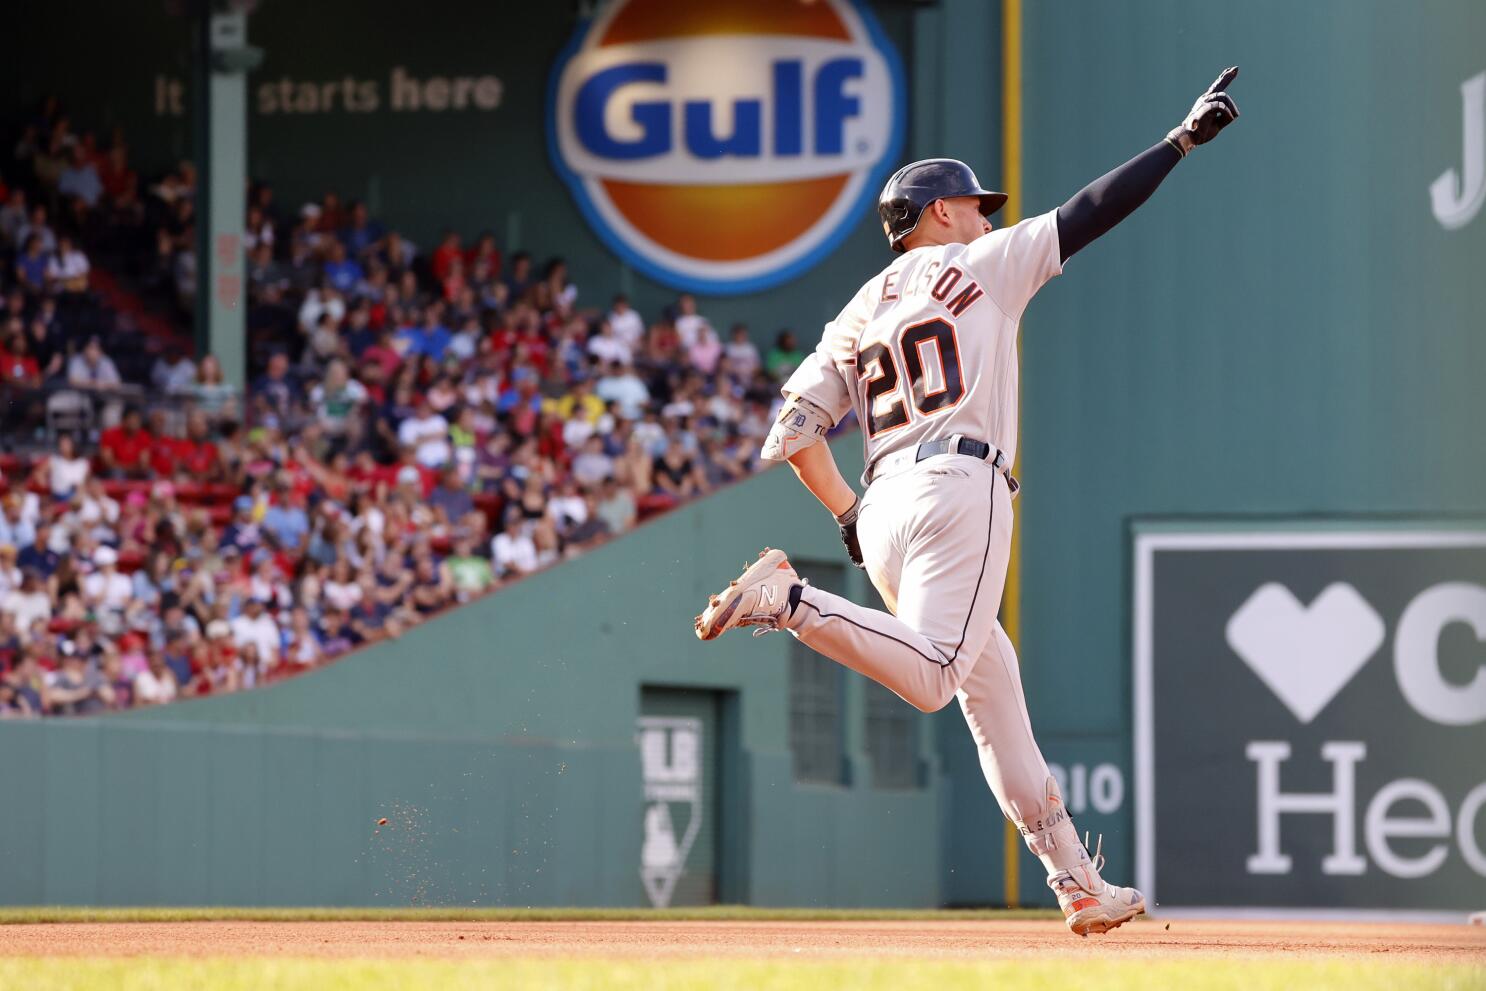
[[548, 0, 905, 294]]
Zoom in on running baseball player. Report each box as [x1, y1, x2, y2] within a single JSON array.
[[696, 69, 1241, 935]]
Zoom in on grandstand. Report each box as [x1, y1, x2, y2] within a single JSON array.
[[0, 98, 793, 717]]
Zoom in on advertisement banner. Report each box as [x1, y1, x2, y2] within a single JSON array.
[[547, 0, 905, 294], [1133, 526, 1486, 918]]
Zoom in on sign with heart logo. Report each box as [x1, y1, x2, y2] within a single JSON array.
[[1132, 525, 1486, 917], [1225, 582, 1385, 723]]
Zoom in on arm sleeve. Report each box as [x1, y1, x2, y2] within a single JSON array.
[[1055, 140, 1182, 261], [964, 210, 1064, 319]]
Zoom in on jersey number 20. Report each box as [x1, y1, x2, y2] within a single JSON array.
[[857, 318, 965, 436]]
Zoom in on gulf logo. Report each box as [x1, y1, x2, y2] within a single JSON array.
[[547, 0, 905, 295]]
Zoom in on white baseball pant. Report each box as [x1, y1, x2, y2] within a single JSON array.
[[786, 454, 1089, 875]]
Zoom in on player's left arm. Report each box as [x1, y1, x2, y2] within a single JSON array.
[[1055, 67, 1241, 261]]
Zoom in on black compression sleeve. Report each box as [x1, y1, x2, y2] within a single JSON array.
[[1055, 140, 1182, 262]]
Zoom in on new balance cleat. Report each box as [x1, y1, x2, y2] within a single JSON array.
[[694, 548, 801, 640]]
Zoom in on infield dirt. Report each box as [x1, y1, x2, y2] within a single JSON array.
[[1, 919, 1482, 962]]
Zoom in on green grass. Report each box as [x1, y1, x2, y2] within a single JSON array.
[[0, 905, 1059, 925], [0, 958, 1478, 991]]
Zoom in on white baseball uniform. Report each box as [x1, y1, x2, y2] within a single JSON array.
[[777, 210, 1092, 875]]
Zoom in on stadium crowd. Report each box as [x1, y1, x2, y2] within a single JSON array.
[[0, 99, 815, 717]]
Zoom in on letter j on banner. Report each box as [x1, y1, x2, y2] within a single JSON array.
[[547, 0, 906, 295]]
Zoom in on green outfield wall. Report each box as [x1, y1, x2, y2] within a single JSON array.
[[0, 440, 961, 908]]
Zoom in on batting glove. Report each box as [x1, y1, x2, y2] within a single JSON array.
[[836, 497, 865, 569], [1166, 66, 1240, 157]]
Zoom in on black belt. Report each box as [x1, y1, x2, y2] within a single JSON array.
[[866, 436, 1016, 492]]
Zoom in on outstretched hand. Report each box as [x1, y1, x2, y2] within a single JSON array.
[[1167, 66, 1241, 156]]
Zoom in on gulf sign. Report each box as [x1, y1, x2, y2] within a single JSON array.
[[548, 0, 905, 295]]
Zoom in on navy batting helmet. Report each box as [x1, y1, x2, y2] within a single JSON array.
[[877, 159, 1008, 253]]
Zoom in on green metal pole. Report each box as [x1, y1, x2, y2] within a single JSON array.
[[194, 6, 251, 391]]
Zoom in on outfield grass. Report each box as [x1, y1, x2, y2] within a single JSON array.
[[0, 905, 1058, 925], [0, 958, 1478, 991]]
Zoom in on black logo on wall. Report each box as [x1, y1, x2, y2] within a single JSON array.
[[1133, 528, 1486, 915]]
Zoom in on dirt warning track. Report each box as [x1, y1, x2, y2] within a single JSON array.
[[1, 919, 1482, 962]]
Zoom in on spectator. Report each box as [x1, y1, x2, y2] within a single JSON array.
[[32, 432, 90, 500], [571, 435, 614, 487], [152, 349, 197, 393], [429, 467, 473, 526], [491, 515, 537, 578], [322, 240, 363, 294], [48, 642, 115, 715], [445, 538, 493, 599], [67, 336, 123, 389], [503, 251, 533, 300], [185, 354, 237, 414], [57, 144, 103, 208], [0, 328, 42, 387], [397, 396, 451, 469], [261, 474, 310, 553], [688, 322, 723, 375], [309, 358, 368, 442], [221, 496, 261, 553], [282, 607, 322, 667], [408, 556, 452, 614], [595, 479, 637, 535], [606, 294, 645, 351], [653, 441, 705, 501], [229, 596, 280, 668], [44, 234, 90, 294], [396, 304, 452, 361], [766, 329, 805, 381], [82, 546, 132, 615], [14, 235, 48, 294], [133, 649, 178, 705], [596, 362, 650, 420], [0, 189, 27, 246], [15, 204, 55, 254], [673, 293, 706, 349], [98, 406, 151, 475], [587, 319, 631, 367]]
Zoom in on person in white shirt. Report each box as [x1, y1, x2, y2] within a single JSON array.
[[672, 293, 706, 349], [83, 546, 132, 612], [722, 323, 762, 380], [586, 321, 632, 367], [605, 294, 645, 350], [397, 397, 451, 468], [2, 571, 52, 638], [490, 517, 538, 578], [229, 596, 280, 667], [38, 432, 90, 499], [297, 284, 346, 336], [44, 235, 90, 293], [546, 483, 588, 536], [0, 546, 21, 599], [133, 652, 179, 705], [595, 363, 651, 420]]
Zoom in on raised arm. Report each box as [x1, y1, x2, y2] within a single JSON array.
[[1055, 67, 1240, 262]]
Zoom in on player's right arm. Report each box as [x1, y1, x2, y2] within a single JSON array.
[[761, 286, 872, 566]]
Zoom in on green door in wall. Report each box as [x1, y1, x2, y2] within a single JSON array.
[[638, 688, 722, 907]]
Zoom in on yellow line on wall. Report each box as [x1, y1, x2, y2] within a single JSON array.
[[1000, 0, 1023, 912]]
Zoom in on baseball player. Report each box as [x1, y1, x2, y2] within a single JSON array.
[[696, 69, 1241, 934]]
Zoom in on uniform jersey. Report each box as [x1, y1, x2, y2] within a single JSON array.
[[781, 210, 1062, 476]]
